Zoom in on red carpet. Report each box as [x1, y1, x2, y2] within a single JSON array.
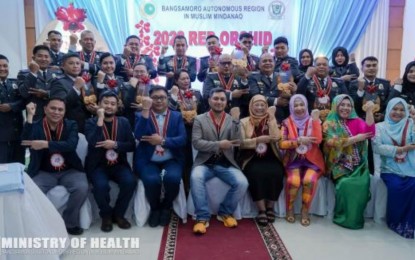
[[158, 215, 292, 260]]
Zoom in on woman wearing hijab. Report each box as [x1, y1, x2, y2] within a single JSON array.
[[330, 47, 360, 86], [239, 95, 284, 226], [323, 94, 375, 229], [391, 61, 415, 107], [279, 94, 325, 226], [298, 49, 314, 76], [373, 97, 415, 238]]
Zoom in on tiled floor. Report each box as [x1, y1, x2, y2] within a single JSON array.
[[61, 215, 415, 260]]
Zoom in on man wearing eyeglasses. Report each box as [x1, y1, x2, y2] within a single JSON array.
[[134, 85, 187, 227], [202, 54, 250, 117]]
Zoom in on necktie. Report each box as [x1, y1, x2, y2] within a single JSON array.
[[319, 78, 325, 88], [85, 53, 90, 62], [43, 71, 47, 81]]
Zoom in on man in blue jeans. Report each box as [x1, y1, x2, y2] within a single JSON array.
[[190, 87, 248, 234]]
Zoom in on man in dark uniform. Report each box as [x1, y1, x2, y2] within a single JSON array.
[[249, 53, 296, 123], [157, 35, 196, 90], [49, 53, 95, 133], [115, 35, 157, 81], [297, 56, 348, 120], [45, 30, 65, 68], [349, 56, 393, 174], [0, 55, 25, 164], [197, 34, 221, 82], [273, 36, 301, 82], [68, 30, 103, 77], [202, 54, 250, 117], [18, 45, 61, 121], [238, 32, 260, 71], [349, 56, 392, 121]]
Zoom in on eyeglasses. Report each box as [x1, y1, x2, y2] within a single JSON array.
[[219, 61, 232, 66], [151, 96, 167, 101]]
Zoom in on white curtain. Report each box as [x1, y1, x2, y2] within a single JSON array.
[[353, 0, 389, 79], [0, 0, 27, 77], [401, 0, 415, 76]]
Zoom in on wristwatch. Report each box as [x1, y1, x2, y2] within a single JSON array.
[[114, 141, 118, 150], [161, 138, 166, 147]]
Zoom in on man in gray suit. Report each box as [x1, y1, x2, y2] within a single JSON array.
[[190, 88, 248, 235]]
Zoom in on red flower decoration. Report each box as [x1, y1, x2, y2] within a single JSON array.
[[367, 84, 378, 94], [81, 72, 91, 83], [140, 76, 150, 85], [135, 20, 150, 34], [184, 90, 193, 99], [281, 62, 291, 71], [212, 46, 223, 55], [55, 3, 87, 33], [142, 44, 160, 57], [106, 79, 118, 89], [317, 89, 325, 98], [143, 36, 150, 46], [235, 43, 242, 50]]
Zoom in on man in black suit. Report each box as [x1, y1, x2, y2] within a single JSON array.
[[197, 34, 221, 82], [84, 91, 136, 232], [18, 45, 61, 121], [49, 53, 96, 133], [157, 35, 197, 90], [21, 98, 89, 235], [0, 54, 25, 164], [115, 35, 157, 81], [45, 30, 65, 68]]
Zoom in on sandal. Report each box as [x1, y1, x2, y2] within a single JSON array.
[[285, 210, 295, 223], [301, 210, 310, 227], [256, 210, 268, 226], [266, 208, 276, 223]]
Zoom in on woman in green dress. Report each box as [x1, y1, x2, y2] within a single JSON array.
[[323, 94, 375, 229]]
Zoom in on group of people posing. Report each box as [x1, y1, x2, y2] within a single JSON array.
[[0, 29, 415, 239]]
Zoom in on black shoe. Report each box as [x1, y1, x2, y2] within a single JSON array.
[[101, 217, 113, 232], [113, 216, 131, 229], [148, 210, 160, 227], [67, 226, 83, 235], [159, 209, 171, 226]]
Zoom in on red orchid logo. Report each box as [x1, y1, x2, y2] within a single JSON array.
[[213, 46, 223, 55], [317, 89, 325, 98], [142, 44, 161, 57], [55, 3, 87, 32], [281, 62, 291, 71], [106, 79, 118, 89], [235, 43, 242, 50], [140, 75, 150, 85], [184, 90, 193, 99], [367, 84, 378, 94], [81, 72, 91, 83]]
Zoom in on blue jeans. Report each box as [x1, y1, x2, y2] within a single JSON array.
[[140, 159, 182, 210], [89, 164, 137, 218], [190, 164, 248, 221]]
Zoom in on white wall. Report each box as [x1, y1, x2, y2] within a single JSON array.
[[401, 0, 415, 76], [0, 0, 27, 78]]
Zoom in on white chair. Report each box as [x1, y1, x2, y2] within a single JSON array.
[[46, 133, 93, 229], [134, 179, 187, 227]]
